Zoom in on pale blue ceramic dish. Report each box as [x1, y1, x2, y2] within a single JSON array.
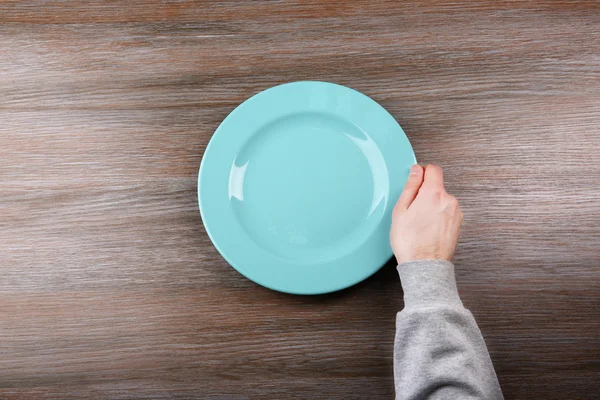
[[198, 81, 416, 294]]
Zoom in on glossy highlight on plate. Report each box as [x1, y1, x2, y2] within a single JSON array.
[[198, 81, 416, 294]]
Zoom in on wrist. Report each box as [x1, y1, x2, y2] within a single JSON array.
[[394, 254, 453, 264]]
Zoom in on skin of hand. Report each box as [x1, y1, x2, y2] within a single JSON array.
[[390, 164, 463, 264]]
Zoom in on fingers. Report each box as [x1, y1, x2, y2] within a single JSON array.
[[423, 164, 444, 188], [395, 164, 424, 210]]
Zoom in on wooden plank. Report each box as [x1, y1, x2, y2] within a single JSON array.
[[1, 1, 599, 398]]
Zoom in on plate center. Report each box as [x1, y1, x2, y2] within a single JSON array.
[[229, 112, 388, 263]]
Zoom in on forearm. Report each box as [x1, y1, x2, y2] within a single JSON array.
[[394, 260, 503, 400]]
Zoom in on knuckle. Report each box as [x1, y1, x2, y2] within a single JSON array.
[[433, 189, 446, 205], [425, 185, 444, 198], [446, 195, 459, 207]]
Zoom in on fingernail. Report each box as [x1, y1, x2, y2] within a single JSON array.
[[410, 165, 420, 175]]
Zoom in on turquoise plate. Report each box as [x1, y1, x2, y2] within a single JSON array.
[[198, 81, 415, 294]]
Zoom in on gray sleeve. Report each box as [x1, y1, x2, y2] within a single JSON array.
[[394, 260, 504, 400]]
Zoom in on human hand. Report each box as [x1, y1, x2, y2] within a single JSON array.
[[390, 164, 463, 264]]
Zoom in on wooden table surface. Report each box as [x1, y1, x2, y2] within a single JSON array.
[[1, 1, 599, 399]]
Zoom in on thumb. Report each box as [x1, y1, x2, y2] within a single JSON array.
[[395, 165, 424, 211]]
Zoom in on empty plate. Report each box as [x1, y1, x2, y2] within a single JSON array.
[[198, 81, 415, 294]]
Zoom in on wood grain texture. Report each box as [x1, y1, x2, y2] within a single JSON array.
[[1, 1, 599, 398]]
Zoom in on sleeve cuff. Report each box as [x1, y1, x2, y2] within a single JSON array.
[[397, 260, 463, 309]]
